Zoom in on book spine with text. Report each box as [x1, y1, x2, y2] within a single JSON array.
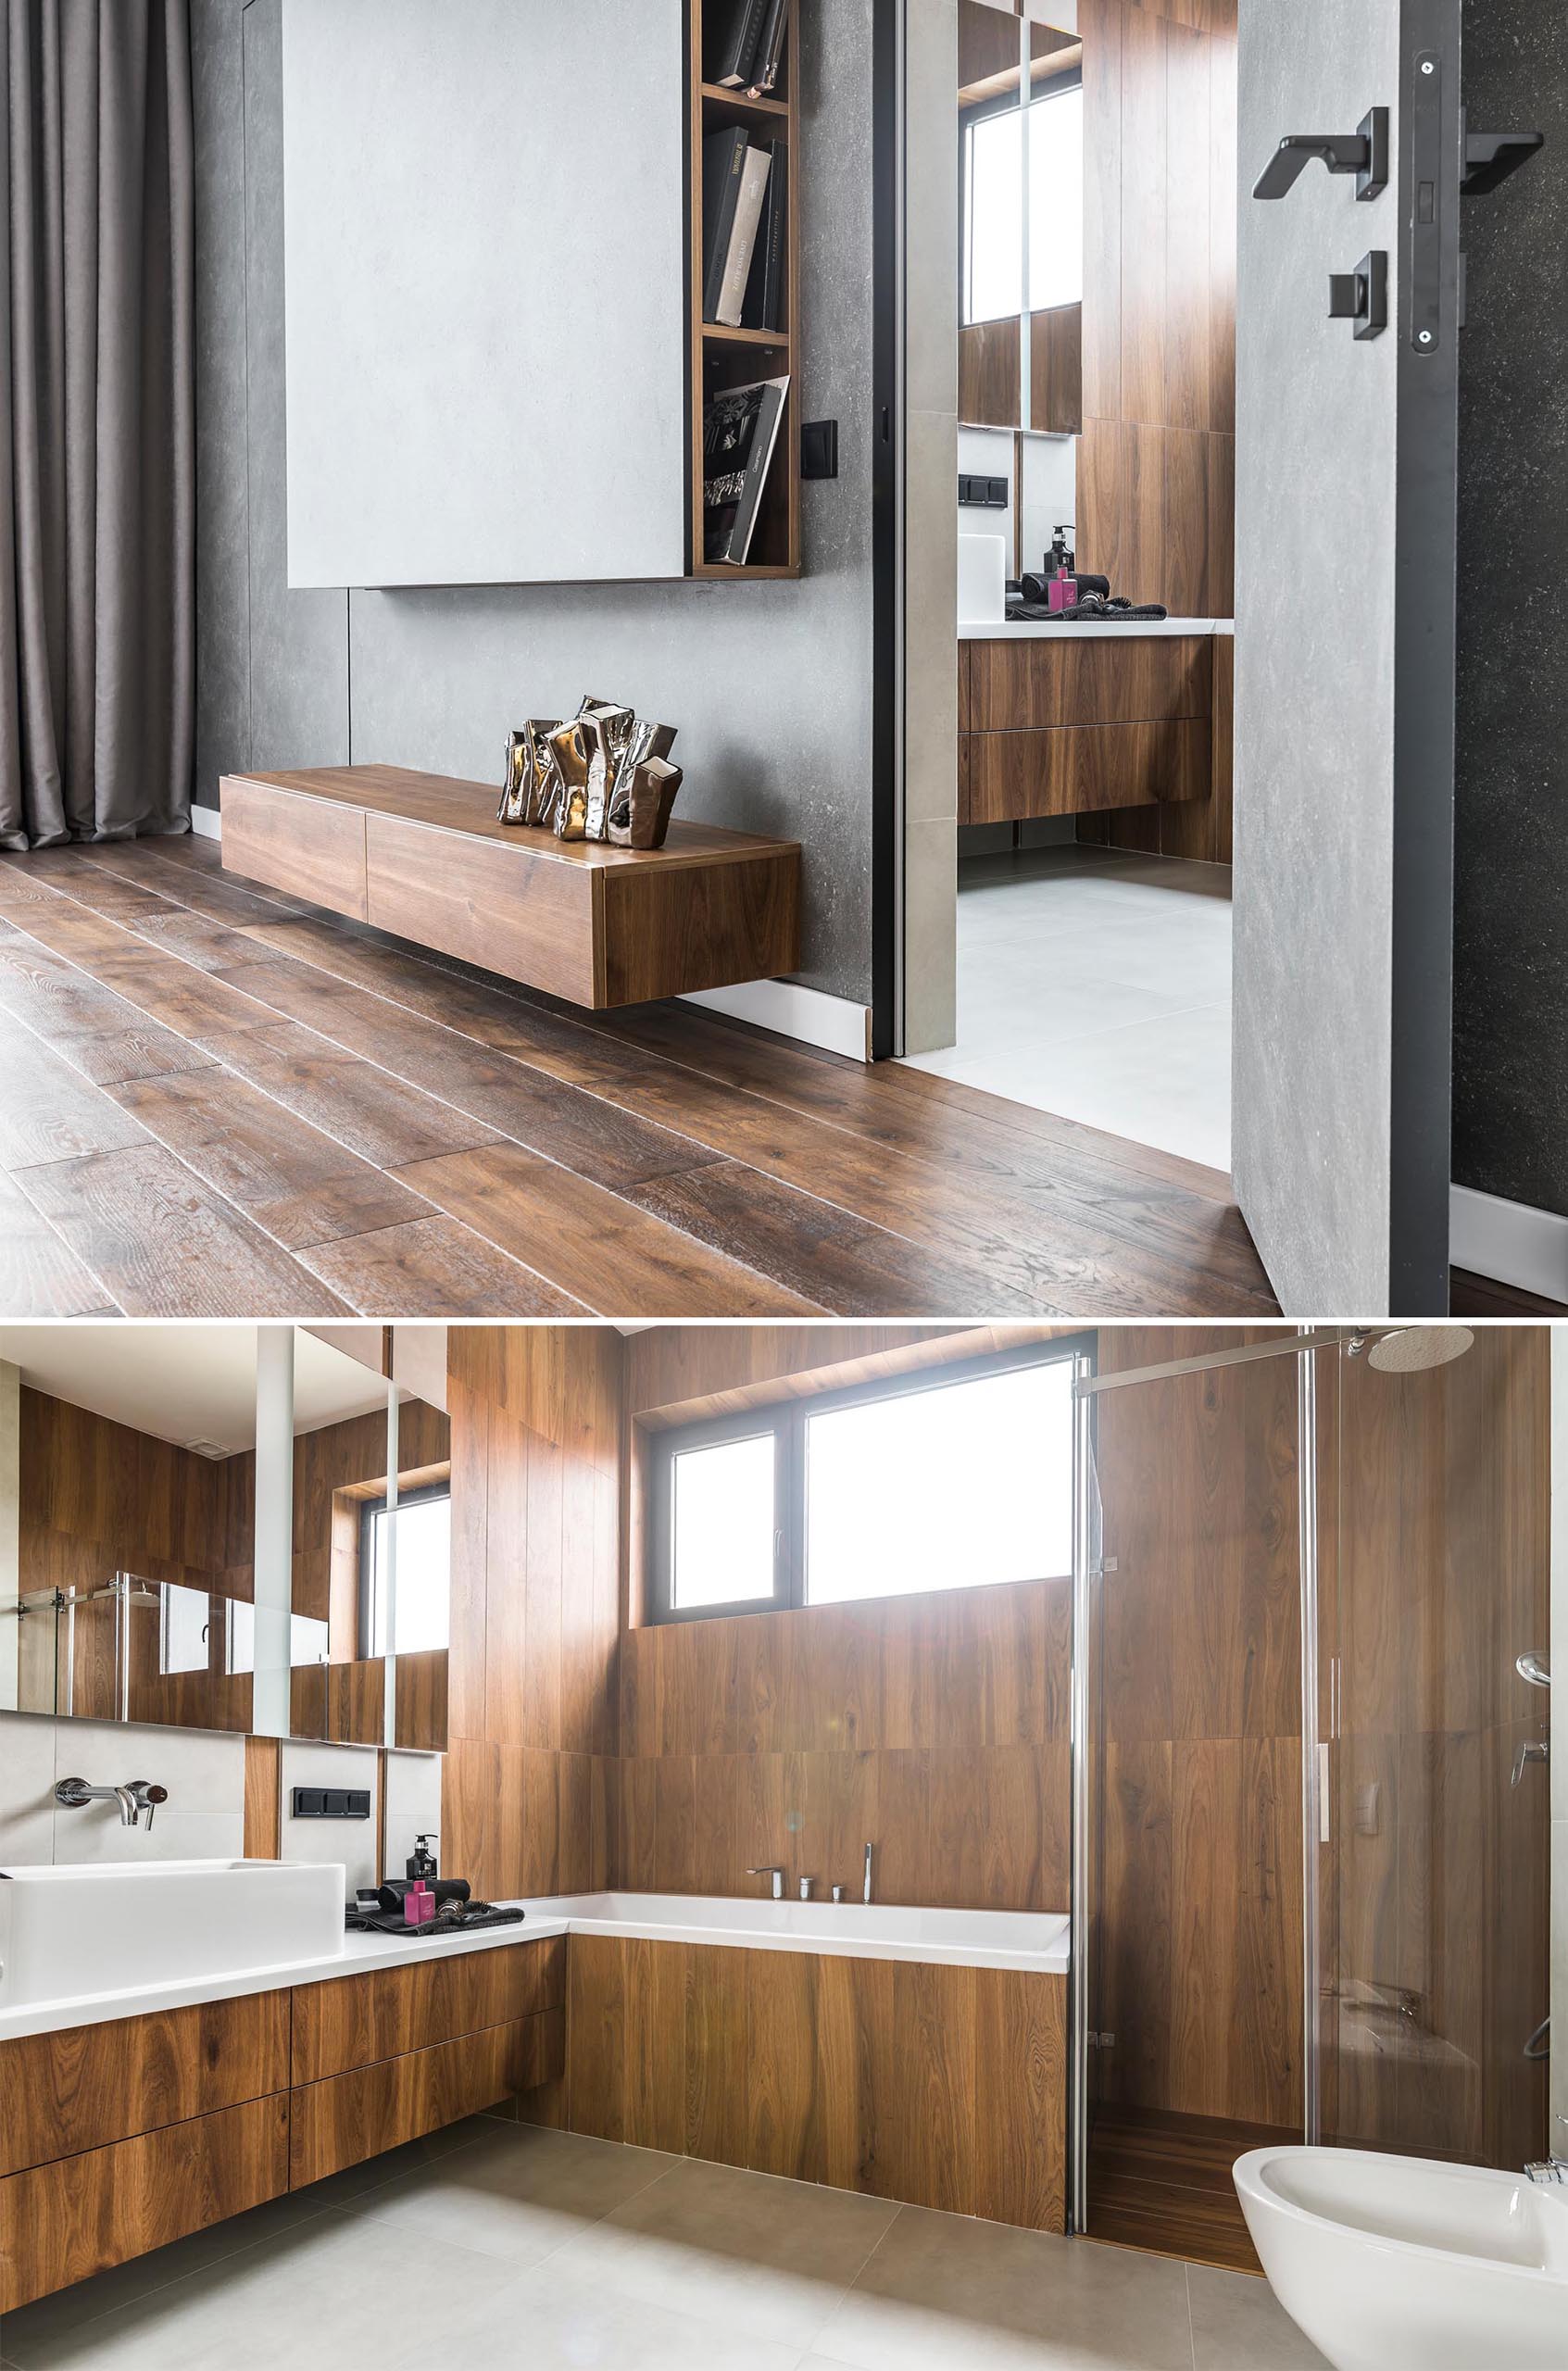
[[715, 146, 772, 328]]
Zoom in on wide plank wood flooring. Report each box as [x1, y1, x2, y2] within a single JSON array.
[[1088, 2106, 1284, 2276], [0, 836, 1280, 1320]]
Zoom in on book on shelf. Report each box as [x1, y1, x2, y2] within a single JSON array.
[[703, 133, 772, 327], [707, 0, 771, 88], [741, 140, 787, 332], [703, 375, 789, 566], [743, 0, 790, 96]]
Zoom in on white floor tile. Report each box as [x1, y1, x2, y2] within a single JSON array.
[[903, 852, 1234, 1171]]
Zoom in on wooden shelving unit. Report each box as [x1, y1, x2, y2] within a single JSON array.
[[687, 0, 802, 580]]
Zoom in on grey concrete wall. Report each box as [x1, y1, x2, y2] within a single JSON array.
[[1452, 1, 1568, 1220], [191, 0, 879, 1005]]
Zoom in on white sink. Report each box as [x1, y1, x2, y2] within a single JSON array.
[[0, 1860, 345, 2008]]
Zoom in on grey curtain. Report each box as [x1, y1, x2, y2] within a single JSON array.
[[0, 0, 194, 850]]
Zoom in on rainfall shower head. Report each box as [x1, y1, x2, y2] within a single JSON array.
[[1363, 1325, 1475, 1374]]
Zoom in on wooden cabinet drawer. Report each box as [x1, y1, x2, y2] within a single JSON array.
[[0, 1994, 291, 2178], [366, 814, 601, 1007], [291, 1938, 567, 2084], [0, 2095, 290, 2315], [290, 2008, 564, 2186], [963, 636, 1212, 733], [963, 721, 1210, 824], [221, 778, 369, 918]]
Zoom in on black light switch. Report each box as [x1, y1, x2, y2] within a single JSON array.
[[801, 419, 838, 481], [292, 1787, 371, 1820]]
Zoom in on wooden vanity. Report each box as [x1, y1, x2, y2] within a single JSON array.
[[0, 1935, 565, 2313], [959, 628, 1233, 856]]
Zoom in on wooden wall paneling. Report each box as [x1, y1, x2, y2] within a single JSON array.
[[523, 1429, 564, 1752], [1118, 4, 1167, 424], [1030, 304, 1083, 434], [244, 1737, 281, 1857], [289, 2016, 558, 2186], [568, 1933, 628, 2143], [394, 1648, 448, 1751], [974, 1969, 1068, 2230], [623, 1324, 1007, 1426], [483, 1411, 531, 1751], [960, 315, 1023, 431], [1098, 1738, 1173, 2109], [684, 1941, 749, 2167], [1207, 8, 1237, 434], [0, 2098, 291, 2315], [1080, 0, 1123, 420], [0, 1995, 290, 2178], [1163, 21, 1211, 433]]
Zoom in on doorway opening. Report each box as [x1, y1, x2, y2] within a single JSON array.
[[901, 0, 1237, 1177]]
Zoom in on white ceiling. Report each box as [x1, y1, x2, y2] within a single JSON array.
[[0, 1325, 390, 1456]]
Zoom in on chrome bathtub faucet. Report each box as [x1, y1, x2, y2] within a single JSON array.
[[746, 1864, 785, 1901], [862, 1841, 874, 1904]]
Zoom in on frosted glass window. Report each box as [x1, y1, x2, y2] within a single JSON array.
[[803, 1362, 1074, 1606], [226, 1599, 254, 1675], [965, 108, 1023, 325], [671, 1434, 776, 1610], [1028, 87, 1085, 311]]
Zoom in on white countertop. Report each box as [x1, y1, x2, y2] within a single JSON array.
[[0, 1914, 571, 2045], [960, 616, 1234, 640]]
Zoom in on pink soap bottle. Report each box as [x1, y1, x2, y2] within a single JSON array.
[[1047, 525, 1077, 612], [404, 1880, 434, 1926]]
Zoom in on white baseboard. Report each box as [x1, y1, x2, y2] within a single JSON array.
[[190, 803, 222, 841], [1450, 1184, 1568, 1304], [680, 978, 872, 1062]]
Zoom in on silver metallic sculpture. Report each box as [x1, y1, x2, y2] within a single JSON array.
[[499, 696, 683, 847]]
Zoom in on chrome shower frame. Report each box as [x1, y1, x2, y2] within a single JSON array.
[[1068, 1326, 1337, 2233]]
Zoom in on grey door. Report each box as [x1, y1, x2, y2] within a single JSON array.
[[1233, 0, 1461, 1317]]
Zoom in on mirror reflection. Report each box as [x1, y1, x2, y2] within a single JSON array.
[[286, 1332, 450, 1753], [0, 1324, 262, 1735], [0, 1324, 451, 1755], [959, 2, 1084, 435]]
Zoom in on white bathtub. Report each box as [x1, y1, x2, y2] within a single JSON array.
[[508, 1891, 1069, 1974]]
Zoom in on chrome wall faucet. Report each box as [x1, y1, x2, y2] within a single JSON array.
[[746, 1864, 785, 1901], [55, 1777, 169, 1830]]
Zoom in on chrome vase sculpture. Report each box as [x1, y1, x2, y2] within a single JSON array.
[[499, 696, 682, 847]]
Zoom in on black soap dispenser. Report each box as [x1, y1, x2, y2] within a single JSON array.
[[407, 1832, 438, 1883]]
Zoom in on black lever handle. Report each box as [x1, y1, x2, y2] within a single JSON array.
[[1254, 108, 1388, 204], [1461, 129, 1544, 195]]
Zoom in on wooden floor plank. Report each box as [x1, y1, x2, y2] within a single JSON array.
[[0, 839, 1286, 1320], [390, 1143, 827, 1317], [235, 913, 1271, 1306], [15, 1144, 352, 1317], [0, 1169, 118, 1317], [205, 953, 733, 1194], [197, 1018, 506, 1171], [106, 1066, 439, 1250], [0, 1027, 153, 1172], [0, 930, 217, 1085], [292, 1217, 593, 1318]]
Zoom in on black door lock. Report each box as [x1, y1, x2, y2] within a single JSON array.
[[1327, 251, 1387, 341], [1253, 108, 1389, 203]]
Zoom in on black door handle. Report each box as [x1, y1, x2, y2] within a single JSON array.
[[1253, 108, 1388, 203], [1461, 128, 1544, 195]]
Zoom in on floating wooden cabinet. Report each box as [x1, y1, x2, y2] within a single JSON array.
[[562, 1938, 1067, 2234], [960, 635, 1214, 826], [0, 1992, 290, 2178], [290, 2013, 564, 2187], [292, 1936, 566, 2084], [221, 768, 801, 1011], [0, 2097, 291, 2315]]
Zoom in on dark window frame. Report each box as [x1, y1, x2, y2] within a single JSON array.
[[646, 1336, 1092, 1626], [358, 1477, 453, 1661]]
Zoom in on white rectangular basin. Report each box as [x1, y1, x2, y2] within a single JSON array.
[[0, 1860, 345, 2008]]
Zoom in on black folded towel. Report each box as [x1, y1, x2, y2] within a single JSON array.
[[1004, 595, 1170, 624]]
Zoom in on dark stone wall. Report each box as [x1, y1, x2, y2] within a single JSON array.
[[1453, 5, 1568, 1214]]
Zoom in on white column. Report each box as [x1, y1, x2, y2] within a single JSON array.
[[252, 1326, 295, 1741]]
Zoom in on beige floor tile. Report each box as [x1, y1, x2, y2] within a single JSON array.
[[545, 2153, 899, 2347], [1186, 2263, 1332, 2368], [421, 2257, 809, 2371], [339, 2119, 680, 2267], [812, 2203, 1194, 2371]]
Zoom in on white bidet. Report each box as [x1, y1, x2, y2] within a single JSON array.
[[1233, 2145, 1568, 2371]]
